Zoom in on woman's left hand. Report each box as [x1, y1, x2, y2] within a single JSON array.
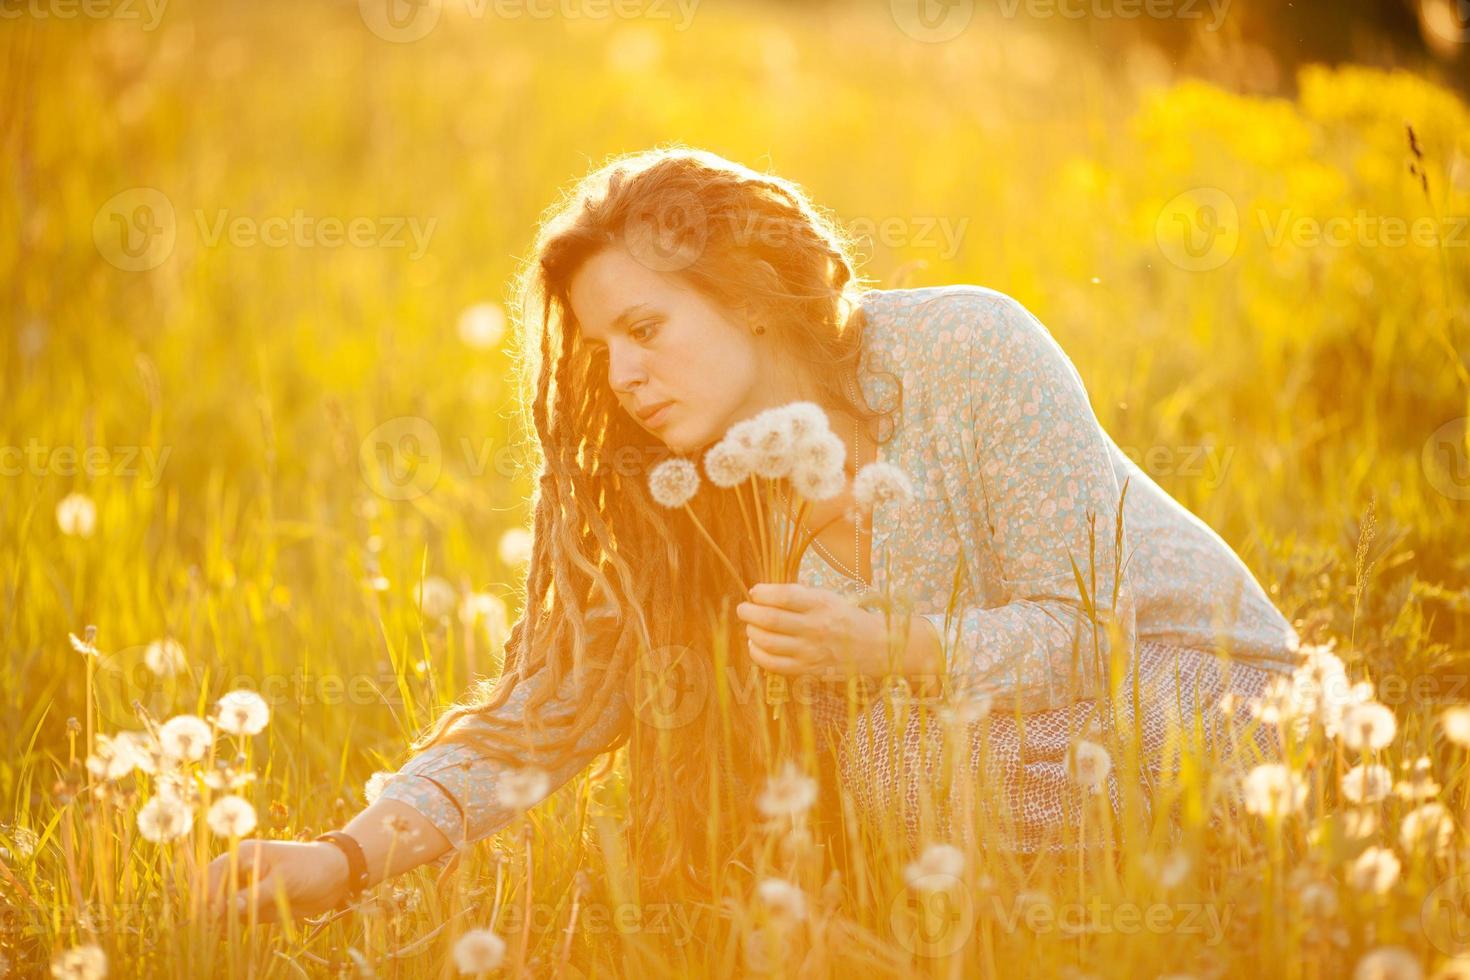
[[736, 582, 907, 678]]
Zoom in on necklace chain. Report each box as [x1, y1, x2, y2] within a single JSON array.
[[778, 373, 865, 584]]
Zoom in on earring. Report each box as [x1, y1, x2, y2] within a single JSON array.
[[752, 324, 765, 335]]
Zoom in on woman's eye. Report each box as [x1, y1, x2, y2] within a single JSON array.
[[631, 322, 658, 342]]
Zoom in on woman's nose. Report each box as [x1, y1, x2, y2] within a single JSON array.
[[607, 345, 646, 394]]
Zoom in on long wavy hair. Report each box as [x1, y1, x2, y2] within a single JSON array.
[[414, 145, 902, 896]]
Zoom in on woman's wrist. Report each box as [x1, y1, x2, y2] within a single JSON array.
[[311, 840, 352, 904], [341, 798, 455, 887]]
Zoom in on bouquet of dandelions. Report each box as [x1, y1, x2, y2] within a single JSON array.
[[646, 401, 914, 718]]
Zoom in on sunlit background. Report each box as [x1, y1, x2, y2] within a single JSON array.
[[4, 0, 1470, 975]]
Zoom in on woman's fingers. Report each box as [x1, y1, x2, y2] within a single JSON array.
[[749, 582, 824, 612], [736, 600, 804, 633], [204, 842, 276, 923], [747, 638, 806, 674], [745, 624, 803, 656]]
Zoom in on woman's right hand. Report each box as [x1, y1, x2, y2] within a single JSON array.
[[205, 839, 350, 924]]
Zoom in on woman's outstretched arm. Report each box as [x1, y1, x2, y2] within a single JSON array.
[[206, 668, 630, 922], [375, 674, 630, 849]]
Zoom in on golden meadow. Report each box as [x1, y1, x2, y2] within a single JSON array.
[[4, 0, 1470, 975]]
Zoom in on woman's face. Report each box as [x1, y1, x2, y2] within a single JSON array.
[[569, 245, 785, 455]]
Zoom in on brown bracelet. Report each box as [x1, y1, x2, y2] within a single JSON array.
[[315, 830, 370, 906]]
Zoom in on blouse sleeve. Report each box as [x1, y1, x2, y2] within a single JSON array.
[[376, 670, 630, 850], [918, 291, 1138, 713]]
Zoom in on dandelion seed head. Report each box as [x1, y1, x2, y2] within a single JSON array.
[[852, 462, 914, 512], [904, 842, 966, 890], [1068, 739, 1112, 793], [780, 402, 831, 444], [206, 795, 257, 838], [69, 630, 100, 658], [789, 463, 845, 502], [1399, 802, 1454, 858], [365, 771, 393, 805], [56, 493, 97, 538], [458, 302, 506, 350], [158, 715, 213, 763], [86, 733, 141, 781], [497, 527, 533, 566], [214, 689, 270, 736], [1443, 706, 1470, 748], [201, 766, 254, 792], [1243, 763, 1307, 818], [1341, 702, 1397, 752], [703, 440, 754, 488], [1341, 763, 1392, 805], [137, 794, 193, 843], [1347, 845, 1401, 895], [648, 458, 700, 508], [49, 943, 107, 980], [495, 766, 551, 810], [452, 928, 507, 975], [415, 575, 458, 621], [1352, 945, 1423, 980], [755, 760, 817, 819], [144, 638, 187, 677], [755, 878, 807, 922]]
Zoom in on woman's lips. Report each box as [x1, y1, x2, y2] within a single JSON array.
[[644, 402, 674, 427]]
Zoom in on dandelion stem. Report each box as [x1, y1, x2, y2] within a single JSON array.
[[680, 502, 751, 599]]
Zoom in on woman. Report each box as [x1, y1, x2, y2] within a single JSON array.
[[206, 146, 1301, 921]]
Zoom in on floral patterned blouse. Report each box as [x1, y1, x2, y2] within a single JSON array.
[[378, 284, 1303, 849]]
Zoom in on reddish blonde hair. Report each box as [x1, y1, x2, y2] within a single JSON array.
[[417, 144, 900, 894]]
